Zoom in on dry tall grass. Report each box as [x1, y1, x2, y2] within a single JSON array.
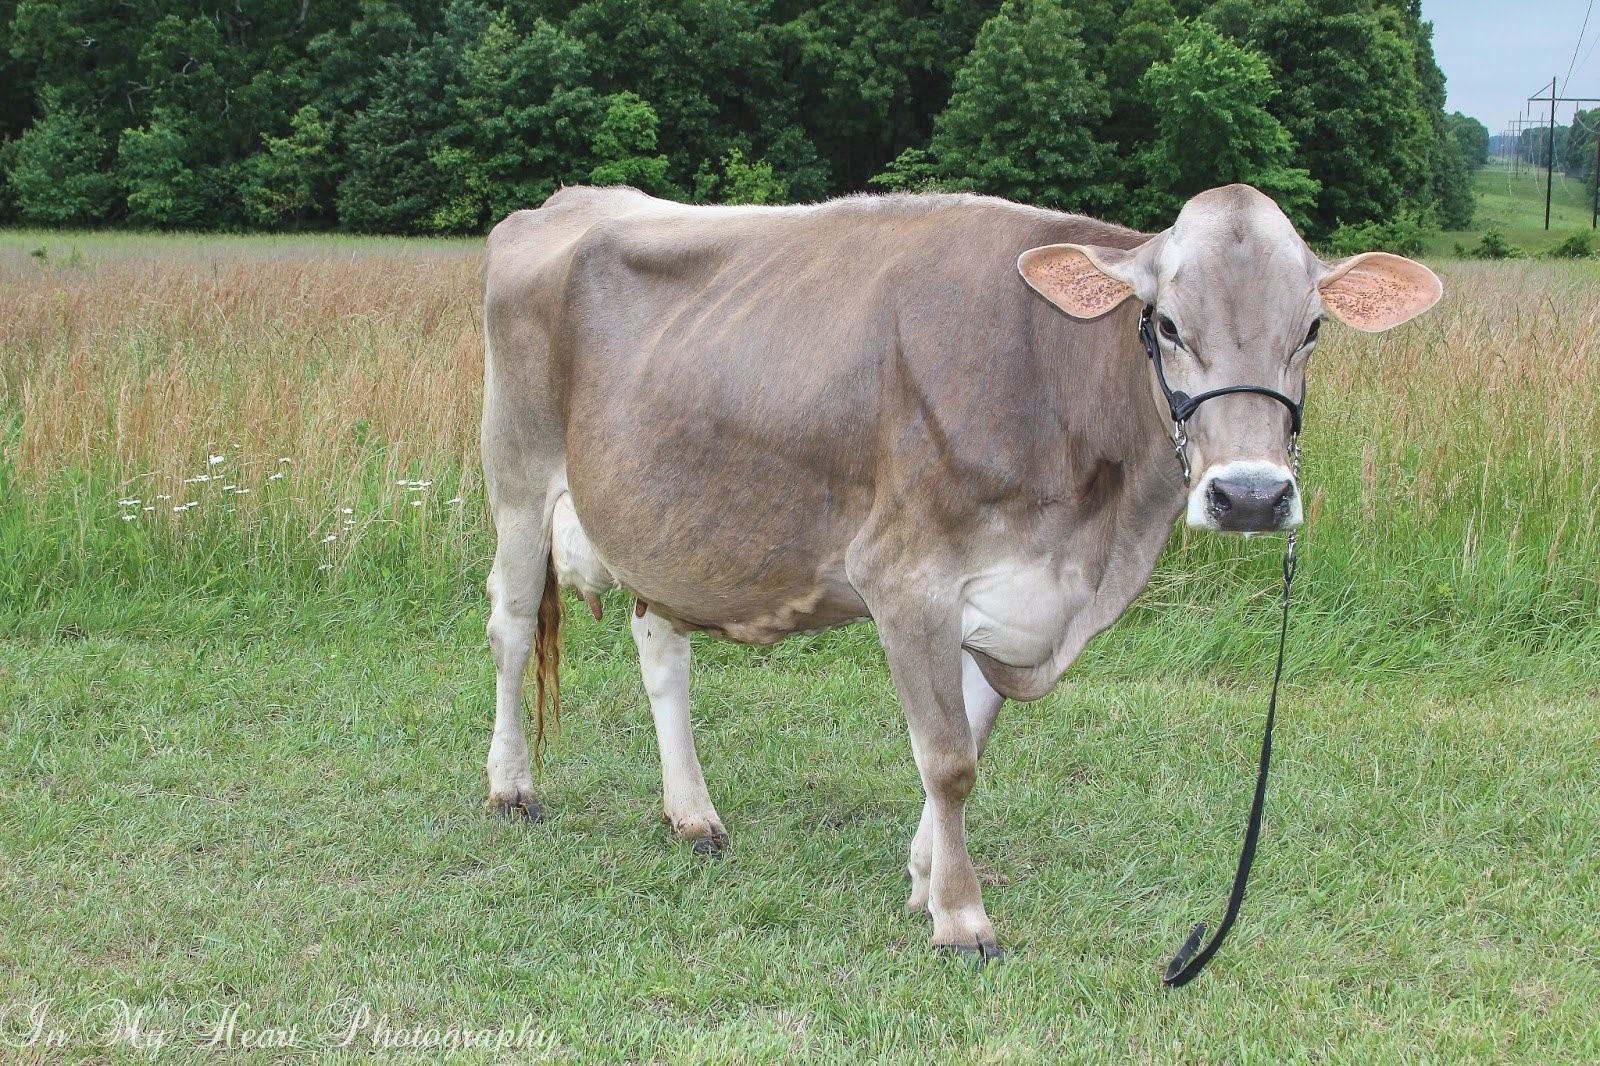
[[3, 245, 485, 579], [3, 240, 1599, 656], [6, 250, 481, 491]]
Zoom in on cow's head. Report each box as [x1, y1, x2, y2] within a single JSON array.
[[1017, 184, 1442, 533]]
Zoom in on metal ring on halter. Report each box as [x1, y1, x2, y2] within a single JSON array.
[[1172, 419, 1192, 484]]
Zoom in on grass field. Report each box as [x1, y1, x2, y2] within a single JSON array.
[[3, 225, 1599, 1062], [1425, 159, 1600, 257]]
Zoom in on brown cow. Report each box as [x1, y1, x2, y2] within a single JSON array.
[[479, 184, 1441, 959]]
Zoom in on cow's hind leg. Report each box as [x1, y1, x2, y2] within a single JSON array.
[[485, 509, 551, 820], [907, 651, 1004, 916], [632, 607, 726, 853]]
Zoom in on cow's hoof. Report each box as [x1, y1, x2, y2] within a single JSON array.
[[487, 788, 544, 822], [939, 940, 1005, 966], [689, 829, 729, 856]]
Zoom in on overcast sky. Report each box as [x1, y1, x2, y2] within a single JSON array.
[[1424, 0, 1600, 130]]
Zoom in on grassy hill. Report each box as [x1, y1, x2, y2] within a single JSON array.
[[1426, 159, 1599, 257]]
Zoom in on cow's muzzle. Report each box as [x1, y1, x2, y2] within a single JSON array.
[[1187, 461, 1302, 532]]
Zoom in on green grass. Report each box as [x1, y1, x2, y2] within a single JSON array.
[[1425, 160, 1600, 257], [4, 227, 1600, 1061], [4, 600, 1597, 1063]]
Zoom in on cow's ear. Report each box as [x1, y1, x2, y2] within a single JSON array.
[[1017, 239, 1155, 319], [1318, 251, 1442, 333]]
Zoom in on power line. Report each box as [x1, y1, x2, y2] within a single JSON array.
[[1565, 0, 1597, 94], [1579, 15, 1600, 79]]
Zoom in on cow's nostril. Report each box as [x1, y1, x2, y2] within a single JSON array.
[[1208, 481, 1233, 514], [1268, 480, 1294, 513]]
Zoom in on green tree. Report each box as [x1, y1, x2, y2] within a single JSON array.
[[774, 0, 998, 192], [427, 10, 601, 232], [1131, 20, 1318, 229], [1446, 111, 1490, 168], [337, 1, 484, 233], [867, 146, 948, 192], [693, 148, 788, 203], [117, 112, 208, 228], [1234, 0, 1435, 236], [1404, 5, 1471, 229], [929, 0, 1115, 211], [1103, 0, 1176, 150], [567, 0, 826, 200], [242, 106, 339, 228], [589, 92, 675, 194], [7, 91, 119, 225]]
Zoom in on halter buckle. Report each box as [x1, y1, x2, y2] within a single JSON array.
[[1172, 419, 1192, 485]]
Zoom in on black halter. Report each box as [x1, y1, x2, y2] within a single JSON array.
[[1139, 305, 1304, 482]]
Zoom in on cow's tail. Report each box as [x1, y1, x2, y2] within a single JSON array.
[[532, 551, 563, 766]]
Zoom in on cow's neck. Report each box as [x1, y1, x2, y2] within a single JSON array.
[[956, 303, 1188, 700]]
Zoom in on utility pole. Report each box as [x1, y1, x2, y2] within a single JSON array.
[[1547, 77, 1557, 230], [1524, 84, 1600, 229]]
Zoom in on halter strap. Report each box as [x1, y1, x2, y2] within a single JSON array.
[[1139, 306, 1304, 435]]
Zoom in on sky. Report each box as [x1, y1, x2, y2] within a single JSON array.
[[1423, 0, 1600, 131]]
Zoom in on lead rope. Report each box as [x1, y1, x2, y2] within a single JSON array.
[[1161, 443, 1301, 988]]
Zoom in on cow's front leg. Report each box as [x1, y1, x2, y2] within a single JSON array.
[[906, 650, 1004, 918], [879, 621, 999, 960]]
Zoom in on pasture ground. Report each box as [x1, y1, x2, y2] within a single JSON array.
[[2, 228, 1598, 1062], [1426, 159, 1600, 257]]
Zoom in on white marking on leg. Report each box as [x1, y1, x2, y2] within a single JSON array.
[[484, 512, 546, 812], [962, 650, 1004, 757], [631, 608, 725, 844]]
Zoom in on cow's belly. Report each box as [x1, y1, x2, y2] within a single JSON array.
[[556, 476, 871, 645]]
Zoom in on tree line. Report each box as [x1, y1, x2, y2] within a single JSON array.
[[0, 0, 1483, 240]]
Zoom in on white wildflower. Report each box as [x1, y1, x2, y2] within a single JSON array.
[[121, 514, 137, 522], [156, 494, 172, 501], [233, 488, 251, 495], [268, 471, 285, 481], [445, 497, 462, 505], [410, 500, 424, 507], [317, 562, 333, 571], [341, 508, 353, 514], [207, 454, 224, 466], [321, 533, 337, 543], [117, 497, 140, 506], [279, 457, 292, 464], [184, 474, 212, 484]]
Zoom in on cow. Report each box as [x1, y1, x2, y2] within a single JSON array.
[[479, 184, 1442, 959]]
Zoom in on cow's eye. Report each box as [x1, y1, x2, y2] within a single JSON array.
[[1158, 315, 1180, 343], [1302, 319, 1321, 347]]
